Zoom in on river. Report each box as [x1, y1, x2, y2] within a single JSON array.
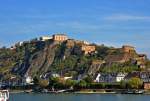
[[9, 93, 150, 101]]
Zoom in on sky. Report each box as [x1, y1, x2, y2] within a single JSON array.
[[0, 0, 150, 57]]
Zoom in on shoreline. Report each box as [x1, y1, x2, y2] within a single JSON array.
[[10, 92, 150, 95], [9, 89, 150, 95]]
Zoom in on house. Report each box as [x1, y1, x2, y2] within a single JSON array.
[[134, 54, 147, 69], [52, 34, 68, 42], [10, 41, 23, 50], [138, 64, 146, 69], [73, 44, 96, 55], [140, 72, 150, 90], [124, 71, 150, 83], [1, 77, 23, 87], [51, 73, 60, 78], [63, 76, 72, 80], [101, 73, 116, 83], [144, 82, 150, 90], [95, 73, 101, 82], [25, 76, 33, 85], [116, 73, 127, 82], [95, 73, 126, 83], [81, 45, 96, 55], [15, 41, 23, 47], [138, 54, 147, 60], [41, 72, 60, 79], [124, 72, 140, 81], [140, 72, 150, 83]]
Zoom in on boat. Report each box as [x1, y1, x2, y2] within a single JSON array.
[[134, 90, 144, 94], [0, 90, 9, 101], [122, 89, 144, 94]]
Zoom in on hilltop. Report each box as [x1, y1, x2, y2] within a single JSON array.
[[0, 34, 150, 81]]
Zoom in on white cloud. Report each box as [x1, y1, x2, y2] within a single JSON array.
[[105, 14, 150, 21]]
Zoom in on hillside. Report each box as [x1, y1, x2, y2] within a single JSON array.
[[0, 34, 149, 80]]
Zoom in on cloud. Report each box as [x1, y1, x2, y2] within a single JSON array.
[[104, 14, 150, 21]]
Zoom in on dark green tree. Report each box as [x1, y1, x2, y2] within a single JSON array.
[[127, 77, 143, 89]]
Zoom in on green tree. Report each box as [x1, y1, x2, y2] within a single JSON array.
[[39, 79, 49, 88], [65, 79, 76, 88], [84, 75, 93, 83], [120, 80, 126, 89], [33, 76, 39, 86], [127, 77, 143, 89], [96, 45, 109, 59], [49, 77, 60, 87], [78, 80, 87, 88]]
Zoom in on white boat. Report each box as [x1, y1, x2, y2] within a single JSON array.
[[0, 90, 9, 101]]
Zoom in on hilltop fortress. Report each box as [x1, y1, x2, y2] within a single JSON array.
[[12, 33, 146, 58]]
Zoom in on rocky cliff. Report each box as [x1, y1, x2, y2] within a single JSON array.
[[0, 38, 149, 80]]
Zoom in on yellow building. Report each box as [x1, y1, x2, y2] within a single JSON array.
[[81, 45, 96, 54], [144, 83, 150, 90], [52, 34, 68, 42]]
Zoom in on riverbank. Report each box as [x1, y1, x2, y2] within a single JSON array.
[[9, 89, 33, 94], [8, 89, 150, 95]]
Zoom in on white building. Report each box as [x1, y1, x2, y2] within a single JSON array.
[[10, 41, 23, 50], [116, 73, 127, 82], [25, 76, 33, 84], [95, 73, 126, 83], [15, 41, 24, 47], [95, 73, 101, 82], [40, 36, 52, 41], [64, 76, 72, 80], [51, 73, 60, 78]]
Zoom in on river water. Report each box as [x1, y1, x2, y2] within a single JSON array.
[[10, 93, 150, 101]]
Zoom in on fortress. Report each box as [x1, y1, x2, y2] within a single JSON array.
[[52, 34, 68, 42], [122, 45, 135, 53]]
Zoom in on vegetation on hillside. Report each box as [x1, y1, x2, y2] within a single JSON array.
[[0, 39, 149, 81]]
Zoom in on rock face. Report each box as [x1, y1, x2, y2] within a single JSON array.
[[88, 60, 105, 77], [0, 38, 148, 80], [26, 42, 57, 77], [13, 41, 63, 77]]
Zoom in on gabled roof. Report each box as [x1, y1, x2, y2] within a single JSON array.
[[124, 72, 140, 80]]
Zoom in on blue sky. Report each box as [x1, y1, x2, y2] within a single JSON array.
[[0, 0, 150, 57]]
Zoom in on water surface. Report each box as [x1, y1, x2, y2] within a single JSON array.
[[10, 93, 150, 101]]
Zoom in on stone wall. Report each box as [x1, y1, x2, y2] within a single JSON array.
[[122, 45, 135, 53]]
